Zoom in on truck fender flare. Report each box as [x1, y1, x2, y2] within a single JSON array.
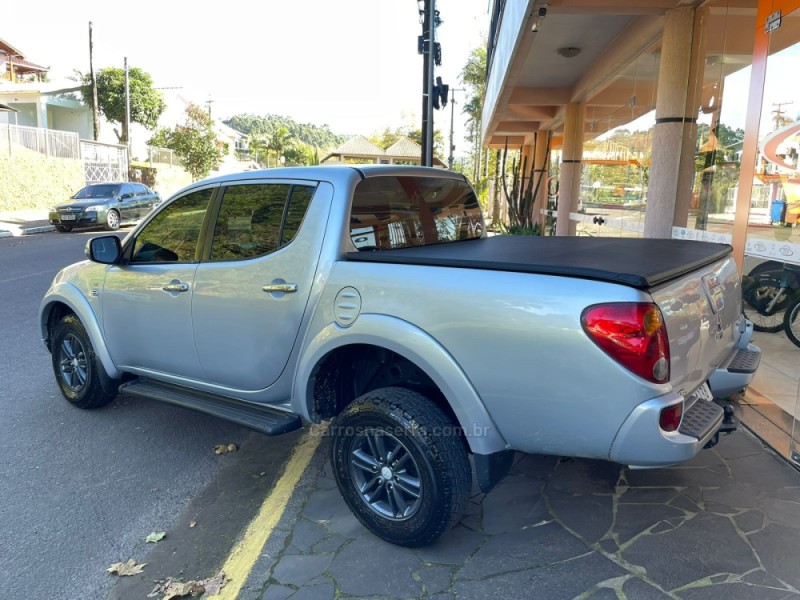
[[293, 314, 509, 455], [40, 283, 122, 379]]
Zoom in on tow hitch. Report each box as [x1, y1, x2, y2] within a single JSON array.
[[704, 403, 737, 449]]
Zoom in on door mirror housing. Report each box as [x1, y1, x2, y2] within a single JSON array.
[[86, 235, 122, 264], [120, 192, 133, 200]]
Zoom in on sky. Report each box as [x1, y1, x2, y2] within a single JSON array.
[[8, 0, 489, 156]]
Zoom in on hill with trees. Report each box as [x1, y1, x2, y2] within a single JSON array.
[[223, 114, 344, 152]]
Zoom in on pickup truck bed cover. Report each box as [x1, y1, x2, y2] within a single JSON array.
[[346, 236, 732, 289]]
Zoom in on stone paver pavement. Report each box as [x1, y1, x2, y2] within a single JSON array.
[[237, 428, 800, 600]]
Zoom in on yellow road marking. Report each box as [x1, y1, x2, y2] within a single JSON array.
[[208, 427, 323, 599]]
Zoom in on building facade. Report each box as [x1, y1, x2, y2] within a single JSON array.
[[483, 0, 800, 457]]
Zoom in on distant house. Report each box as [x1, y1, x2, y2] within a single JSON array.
[[0, 38, 48, 83], [0, 38, 93, 137], [321, 135, 446, 167]]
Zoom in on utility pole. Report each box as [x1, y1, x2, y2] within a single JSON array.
[[205, 97, 215, 119], [124, 57, 131, 150], [89, 22, 100, 141], [448, 87, 464, 170], [420, 0, 436, 167]]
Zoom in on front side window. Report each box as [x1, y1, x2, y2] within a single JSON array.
[[349, 176, 483, 250], [132, 188, 213, 263], [209, 183, 315, 261], [75, 184, 120, 199]]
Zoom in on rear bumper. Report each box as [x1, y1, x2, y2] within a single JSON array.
[[708, 319, 761, 398], [609, 389, 722, 468]]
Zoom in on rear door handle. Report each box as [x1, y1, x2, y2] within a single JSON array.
[[262, 283, 298, 294]]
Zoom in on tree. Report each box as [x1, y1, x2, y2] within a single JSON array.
[[89, 67, 166, 145], [460, 46, 487, 184], [148, 104, 222, 181]]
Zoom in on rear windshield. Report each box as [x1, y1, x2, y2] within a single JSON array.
[[349, 176, 483, 250], [74, 184, 120, 199]]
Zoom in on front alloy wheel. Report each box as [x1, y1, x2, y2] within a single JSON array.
[[331, 387, 471, 547], [50, 314, 117, 409], [105, 209, 120, 231]]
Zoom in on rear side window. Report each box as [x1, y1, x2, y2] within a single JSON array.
[[209, 183, 316, 261], [349, 176, 483, 250]]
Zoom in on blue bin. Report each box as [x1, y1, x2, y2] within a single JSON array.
[[771, 200, 785, 222]]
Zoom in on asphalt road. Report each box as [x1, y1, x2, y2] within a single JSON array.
[[0, 230, 300, 599]]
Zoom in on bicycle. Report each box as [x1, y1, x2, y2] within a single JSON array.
[[741, 261, 800, 333]]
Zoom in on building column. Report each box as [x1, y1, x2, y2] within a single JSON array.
[[37, 97, 48, 129], [556, 102, 585, 236], [531, 131, 550, 230], [644, 7, 704, 237]]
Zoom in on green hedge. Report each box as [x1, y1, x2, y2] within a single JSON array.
[[0, 147, 85, 211]]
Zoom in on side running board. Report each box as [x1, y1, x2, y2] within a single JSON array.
[[119, 379, 302, 436]]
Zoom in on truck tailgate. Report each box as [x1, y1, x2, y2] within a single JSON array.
[[649, 254, 743, 396]]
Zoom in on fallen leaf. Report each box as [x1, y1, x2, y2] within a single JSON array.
[[203, 571, 226, 595], [214, 443, 238, 455], [189, 521, 197, 528], [148, 571, 227, 600], [107, 559, 146, 576], [146, 531, 166, 543]]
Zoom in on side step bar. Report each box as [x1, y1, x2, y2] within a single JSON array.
[[119, 379, 302, 436]]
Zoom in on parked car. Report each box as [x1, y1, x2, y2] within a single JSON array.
[[49, 182, 161, 232], [39, 166, 759, 547]]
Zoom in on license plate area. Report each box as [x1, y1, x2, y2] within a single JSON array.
[[61, 214, 77, 221]]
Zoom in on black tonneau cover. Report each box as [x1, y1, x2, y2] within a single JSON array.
[[345, 236, 732, 289]]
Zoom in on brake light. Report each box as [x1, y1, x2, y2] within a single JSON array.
[[581, 303, 670, 384]]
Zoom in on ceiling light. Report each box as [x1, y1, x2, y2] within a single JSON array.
[[557, 47, 581, 58]]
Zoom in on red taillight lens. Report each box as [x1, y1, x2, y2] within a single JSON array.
[[659, 403, 683, 432], [581, 303, 670, 384]]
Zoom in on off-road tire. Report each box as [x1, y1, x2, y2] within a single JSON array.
[[51, 314, 117, 409], [742, 273, 792, 333], [331, 387, 471, 547]]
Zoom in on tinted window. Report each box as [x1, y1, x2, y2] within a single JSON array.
[[349, 176, 483, 250], [132, 189, 213, 263], [282, 186, 315, 246], [210, 184, 290, 261], [74, 184, 120, 199]]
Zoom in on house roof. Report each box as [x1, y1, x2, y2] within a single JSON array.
[[385, 137, 423, 158], [331, 135, 385, 156], [0, 81, 82, 95], [0, 38, 48, 73]]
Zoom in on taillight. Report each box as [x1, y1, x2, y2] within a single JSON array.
[[659, 403, 683, 432], [581, 303, 670, 384]]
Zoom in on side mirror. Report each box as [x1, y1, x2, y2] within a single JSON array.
[[86, 235, 122, 264], [120, 193, 133, 200]]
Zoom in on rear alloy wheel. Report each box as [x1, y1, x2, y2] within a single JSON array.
[[331, 387, 471, 547], [104, 209, 120, 231], [51, 314, 117, 409], [55, 225, 73, 233]]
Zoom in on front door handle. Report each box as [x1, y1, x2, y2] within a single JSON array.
[[162, 282, 190, 293], [262, 283, 298, 294]]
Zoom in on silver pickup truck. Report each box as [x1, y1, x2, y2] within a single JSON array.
[[39, 166, 760, 547]]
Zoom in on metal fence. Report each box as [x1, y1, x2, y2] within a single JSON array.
[[81, 140, 129, 184], [0, 123, 81, 159], [146, 146, 174, 166]]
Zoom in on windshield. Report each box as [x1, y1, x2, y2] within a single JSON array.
[[349, 176, 483, 250], [73, 184, 120, 199]]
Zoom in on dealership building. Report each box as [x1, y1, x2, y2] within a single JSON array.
[[482, 0, 799, 456]]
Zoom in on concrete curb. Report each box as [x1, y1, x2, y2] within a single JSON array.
[[0, 224, 55, 237]]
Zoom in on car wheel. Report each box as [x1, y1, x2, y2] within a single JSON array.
[[104, 209, 120, 231], [51, 314, 117, 409], [331, 387, 471, 547], [55, 225, 73, 233]]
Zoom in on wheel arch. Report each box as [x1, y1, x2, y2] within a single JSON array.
[[293, 314, 508, 455], [40, 284, 122, 379]]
